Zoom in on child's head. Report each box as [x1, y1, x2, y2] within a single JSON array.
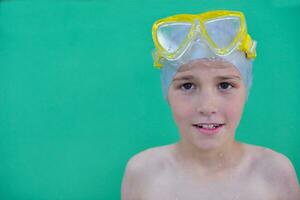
[[167, 58, 247, 150], [151, 10, 257, 150]]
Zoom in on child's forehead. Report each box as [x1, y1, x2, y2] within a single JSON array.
[[177, 59, 239, 75], [179, 59, 234, 71]]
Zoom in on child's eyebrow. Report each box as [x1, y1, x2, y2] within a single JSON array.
[[173, 75, 195, 82], [215, 75, 241, 80], [172, 75, 241, 82]]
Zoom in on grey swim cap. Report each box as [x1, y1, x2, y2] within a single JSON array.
[[151, 10, 257, 101], [159, 40, 254, 100]]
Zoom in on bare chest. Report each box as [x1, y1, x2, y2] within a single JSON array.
[[141, 170, 278, 200]]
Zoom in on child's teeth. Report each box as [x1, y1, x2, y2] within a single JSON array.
[[203, 124, 215, 129], [196, 123, 223, 129]]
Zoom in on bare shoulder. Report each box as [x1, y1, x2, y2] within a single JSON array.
[[121, 144, 175, 200], [125, 144, 174, 174], [245, 144, 298, 179], [244, 143, 300, 199]]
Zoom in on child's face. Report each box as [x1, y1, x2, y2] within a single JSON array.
[[168, 59, 247, 151]]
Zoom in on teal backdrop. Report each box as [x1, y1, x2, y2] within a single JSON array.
[[0, 1, 299, 199]]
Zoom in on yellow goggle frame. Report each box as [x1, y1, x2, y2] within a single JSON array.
[[152, 10, 256, 68]]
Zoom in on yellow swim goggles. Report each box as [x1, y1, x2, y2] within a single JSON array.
[[152, 10, 257, 68]]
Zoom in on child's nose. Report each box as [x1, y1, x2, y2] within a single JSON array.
[[195, 91, 218, 116]]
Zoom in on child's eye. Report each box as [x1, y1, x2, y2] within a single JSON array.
[[180, 82, 195, 91], [218, 82, 233, 91]]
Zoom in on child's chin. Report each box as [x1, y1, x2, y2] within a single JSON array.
[[190, 140, 224, 152]]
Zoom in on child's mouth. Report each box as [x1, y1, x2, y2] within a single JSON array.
[[193, 123, 225, 135]]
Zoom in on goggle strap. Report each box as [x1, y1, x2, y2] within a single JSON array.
[[240, 34, 257, 59]]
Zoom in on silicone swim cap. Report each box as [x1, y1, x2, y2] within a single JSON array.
[[151, 10, 256, 100]]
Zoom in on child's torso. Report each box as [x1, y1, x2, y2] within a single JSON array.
[[139, 144, 280, 200], [141, 167, 277, 200]]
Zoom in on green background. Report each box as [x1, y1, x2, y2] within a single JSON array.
[[0, 0, 299, 199]]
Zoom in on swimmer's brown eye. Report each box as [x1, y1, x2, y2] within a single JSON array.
[[219, 82, 233, 90], [181, 82, 194, 91]]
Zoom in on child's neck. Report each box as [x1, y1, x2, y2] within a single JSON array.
[[174, 139, 246, 175]]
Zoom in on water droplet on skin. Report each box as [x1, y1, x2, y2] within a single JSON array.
[[217, 153, 224, 168], [232, 194, 240, 200], [217, 162, 223, 168]]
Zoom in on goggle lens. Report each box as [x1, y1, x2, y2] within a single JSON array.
[[157, 22, 192, 54], [204, 16, 241, 49]]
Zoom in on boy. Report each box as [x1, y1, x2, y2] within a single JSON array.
[[121, 10, 300, 200]]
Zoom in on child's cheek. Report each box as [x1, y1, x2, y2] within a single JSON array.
[[172, 101, 194, 125], [224, 98, 245, 126]]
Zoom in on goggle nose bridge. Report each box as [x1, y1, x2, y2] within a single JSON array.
[[190, 19, 205, 43]]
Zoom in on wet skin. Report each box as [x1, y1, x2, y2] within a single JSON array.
[[121, 59, 300, 200]]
